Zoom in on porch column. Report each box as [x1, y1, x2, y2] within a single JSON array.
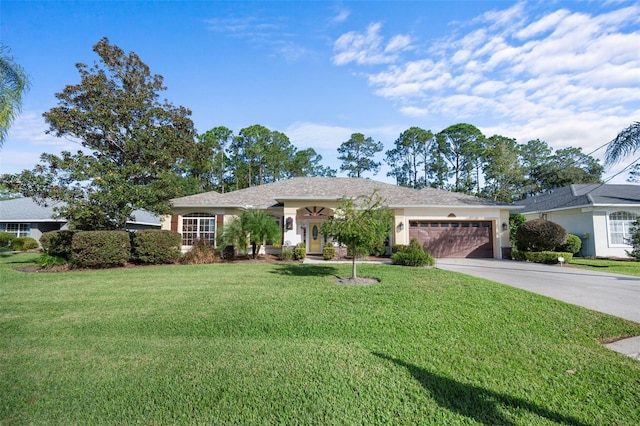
[[282, 207, 299, 247]]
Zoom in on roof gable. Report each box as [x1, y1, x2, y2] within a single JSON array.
[[514, 184, 640, 213]]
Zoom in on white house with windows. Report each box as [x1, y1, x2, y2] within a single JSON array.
[[513, 184, 640, 258], [0, 198, 161, 245]]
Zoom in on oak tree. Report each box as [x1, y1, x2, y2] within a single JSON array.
[[2, 38, 197, 230]]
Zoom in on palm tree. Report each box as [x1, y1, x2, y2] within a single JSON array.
[[219, 209, 281, 259], [243, 209, 281, 259], [604, 122, 640, 166], [0, 44, 29, 147]]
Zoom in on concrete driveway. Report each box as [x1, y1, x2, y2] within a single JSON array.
[[436, 258, 640, 324]]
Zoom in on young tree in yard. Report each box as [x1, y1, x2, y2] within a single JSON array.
[[1, 38, 197, 230], [322, 191, 393, 280], [337, 133, 384, 178]]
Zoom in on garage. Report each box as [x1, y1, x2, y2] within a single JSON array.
[[409, 220, 493, 258]]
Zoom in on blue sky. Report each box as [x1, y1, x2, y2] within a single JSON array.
[[2, 0, 639, 183]]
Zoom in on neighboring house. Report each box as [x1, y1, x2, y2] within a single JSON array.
[[164, 177, 513, 259], [0, 197, 161, 245], [513, 184, 640, 258]]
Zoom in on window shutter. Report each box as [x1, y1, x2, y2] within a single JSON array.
[[170, 215, 179, 232]]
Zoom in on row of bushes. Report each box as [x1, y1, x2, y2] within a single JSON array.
[[512, 250, 574, 264], [0, 232, 39, 252], [40, 230, 182, 269]]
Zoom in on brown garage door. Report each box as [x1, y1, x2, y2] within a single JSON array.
[[409, 221, 493, 258]]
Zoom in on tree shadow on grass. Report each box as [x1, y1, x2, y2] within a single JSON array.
[[269, 263, 339, 277], [372, 352, 591, 426]]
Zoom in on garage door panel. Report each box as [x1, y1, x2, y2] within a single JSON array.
[[409, 221, 493, 258]]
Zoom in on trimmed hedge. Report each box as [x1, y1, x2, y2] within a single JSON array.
[[293, 242, 306, 260], [512, 250, 573, 264], [71, 231, 130, 269], [0, 231, 15, 247], [558, 234, 582, 255], [10, 237, 39, 251], [131, 230, 182, 264], [323, 244, 336, 260], [279, 247, 294, 261], [40, 230, 75, 260], [391, 238, 435, 267], [516, 219, 567, 252]]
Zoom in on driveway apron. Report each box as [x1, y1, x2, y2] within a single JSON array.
[[436, 259, 640, 324]]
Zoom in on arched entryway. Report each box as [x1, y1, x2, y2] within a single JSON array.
[[296, 205, 333, 254]]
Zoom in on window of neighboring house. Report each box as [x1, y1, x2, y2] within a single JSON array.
[[608, 211, 638, 246], [181, 213, 216, 246], [0, 223, 31, 238]]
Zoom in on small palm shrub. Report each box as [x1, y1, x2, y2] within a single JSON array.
[[323, 244, 336, 260], [515, 219, 567, 252], [391, 238, 435, 267], [558, 234, 582, 255], [10, 237, 39, 251], [181, 239, 218, 265]]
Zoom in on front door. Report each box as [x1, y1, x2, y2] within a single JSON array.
[[308, 222, 322, 253]]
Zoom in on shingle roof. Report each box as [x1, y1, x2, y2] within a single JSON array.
[[0, 197, 160, 226], [513, 184, 640, 213], [171, 177, 508, 209]]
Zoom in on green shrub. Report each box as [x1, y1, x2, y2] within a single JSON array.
[[323, 244, 336, 260], [181, 239, 218, 265], [10, 237, 39, 251], [279, 247, 294, 261], [0, 231, 15, 247], [391, 238, 435, 267], [71, 231, 130, 269], [515, 219, 567, 252], [38, 253, 68, 269], [293, 242, 306, 260], [131, 230, 182, 264], [40, 230, 75, 260], [626, 219, 640, 261], [509, 213, 527, 245], [512, 250, 573, 264], [558, 234, 582, 255], [221, 245, 235, 260]]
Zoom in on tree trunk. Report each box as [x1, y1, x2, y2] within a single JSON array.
[[351, 255, 357, 279]]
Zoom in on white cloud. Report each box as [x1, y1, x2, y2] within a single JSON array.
[[285, 122, 353, 150], [332, 6, 350, 24], [332, 22, 412, 65], [337, 2, 639, 169]]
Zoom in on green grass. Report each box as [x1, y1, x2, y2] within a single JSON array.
[[2, 253, 640, 425], [571, 257, 640, 277]]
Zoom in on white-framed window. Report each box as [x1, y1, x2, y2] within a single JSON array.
[[0, 223, 31, 238], [608, 211, 638, 246], [182, 213, 216, 246]]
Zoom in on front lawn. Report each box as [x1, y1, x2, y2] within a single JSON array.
[[2, 253, 639, 425], [571, 257, 640, 277]]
